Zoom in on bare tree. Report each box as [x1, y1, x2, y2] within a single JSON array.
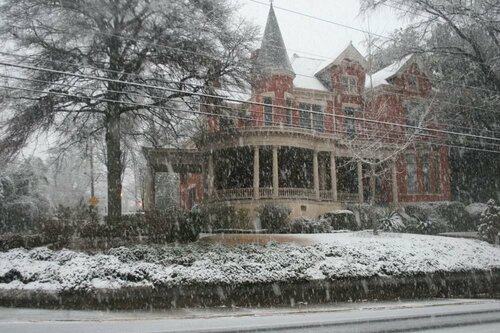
[[0, 0, 258, 223]]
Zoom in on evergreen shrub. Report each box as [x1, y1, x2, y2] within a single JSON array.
[[321, 210, 358, 230], [258, 204, 291, 232], [284, 217, 332, 234]]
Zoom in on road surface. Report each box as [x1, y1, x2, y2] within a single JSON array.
[[0, 299, 499, 332]]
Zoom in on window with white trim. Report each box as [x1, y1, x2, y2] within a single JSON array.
[[263, 96, 273, 127], [406, 154, 417, 194], [422, 154, 430, 193], [344, 107, 356, 138], [312, 104, 324, 132], [341, 76, 358, 94], [285, 98, 292, 127], [431, 154, 441, 193], [298, 103, 324, 131]]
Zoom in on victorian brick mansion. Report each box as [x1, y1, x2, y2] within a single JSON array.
[[143, 4, 451, 223]]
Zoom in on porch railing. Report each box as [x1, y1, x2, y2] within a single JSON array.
[[320, 190, 333, 200], [214, 188, 253, 200], [279, 187, 316, 199], [337, 192, 360, 202], [258, 187, 273, 198], [210, 187, 360, 202]]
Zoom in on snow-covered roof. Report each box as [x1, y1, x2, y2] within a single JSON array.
[[316, 43, 368, 76], [365, 54, 414, 89], [290, 54, 329, 91]]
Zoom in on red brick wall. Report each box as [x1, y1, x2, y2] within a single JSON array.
[[396, 146, 451, 202], [179, 173, 203, 210], [251, 74, 294, 127], [330, 61, 366, 135]]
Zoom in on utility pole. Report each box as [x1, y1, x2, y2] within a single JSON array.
[[90, 141, 95, 199], [87, 139, 98, 210]]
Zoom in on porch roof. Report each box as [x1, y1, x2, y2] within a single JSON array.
[[142, 147, 205, 173]]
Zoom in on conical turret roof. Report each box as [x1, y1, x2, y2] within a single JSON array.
[[255, 4, 294, 76]]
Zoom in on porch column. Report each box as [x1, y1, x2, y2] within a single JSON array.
[[319, 160, 327, 190], [313, 150, 320, 200], [330, 152, 337, 201], [201, 162, 207, 200], [144, 164, 155, 211], [272, 146, 279, 198], [357, 161, 364, 203], [253, 146, 260, 199], [208, 153, 214, 196], [392, 160, 399, 205], [370, 164, 376, 204]]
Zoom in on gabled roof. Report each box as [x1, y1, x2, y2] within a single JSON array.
[[365, 54, 423, 89], [290, 54, 328, 91], [254, 4, 294, 75], [316, 43, 368, 75]]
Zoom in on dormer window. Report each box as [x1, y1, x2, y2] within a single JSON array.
[[407, 74, 418, 91], [341, 76, 358, 94]]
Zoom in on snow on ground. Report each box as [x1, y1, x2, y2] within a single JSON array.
[[0, 232, 499, 293]]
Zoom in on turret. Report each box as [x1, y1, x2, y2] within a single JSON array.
[[252, 4, 295, 127]]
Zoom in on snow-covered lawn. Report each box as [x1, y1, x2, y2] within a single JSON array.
[[0, 232, 499, 293]]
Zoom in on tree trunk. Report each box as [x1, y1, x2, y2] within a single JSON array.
[[106, 111, 122, 224]]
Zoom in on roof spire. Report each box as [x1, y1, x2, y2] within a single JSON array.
[[254, 3, 294, 77]]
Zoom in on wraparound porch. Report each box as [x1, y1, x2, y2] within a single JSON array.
[[143, 145, 400, 213]]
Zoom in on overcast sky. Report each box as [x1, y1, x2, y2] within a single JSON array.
[[238, 0, 409, 60]]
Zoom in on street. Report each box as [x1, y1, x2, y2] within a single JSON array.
[[0, 299, 499, 332]]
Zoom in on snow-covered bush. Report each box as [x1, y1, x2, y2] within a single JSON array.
[[147, 208, 201, 243], [78, 213, 146, 240], [283, 217, 332, 234], [0, 233, 44, 251], [78, 222, 106, 239], [404, 216, 447, 235], [40, 219, 74, 249], [377, 211, 405, 232], [2, 233, 500, 293], [0, 158, 51, 233], [398, 206, 447, 235], [321, 210, 358, 230], [258, 204, 291, 232], [194, 204, 239, 231], [466, 203, 488, 226], [478, 199, 500, 244], [435, 201, 473, 231], [345, 203, 390, 229], [55, 201, 99, 225]]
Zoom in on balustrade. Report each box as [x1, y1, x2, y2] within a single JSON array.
[[337, 192, 360, 202], [210, 187, 359, 202], [258, 187, 273, 199], [214, 188, 253, 200]]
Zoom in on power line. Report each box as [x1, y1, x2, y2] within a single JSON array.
[[1, 50, 498, 118], [3, 69, 498, 138], [2, 74, 500, 155], [1, 60, 499, 144], [248, 0, 392, 40], [5, 12, 499, 97], [247, 0, 499, 94], [3, 85, 498, 155]]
